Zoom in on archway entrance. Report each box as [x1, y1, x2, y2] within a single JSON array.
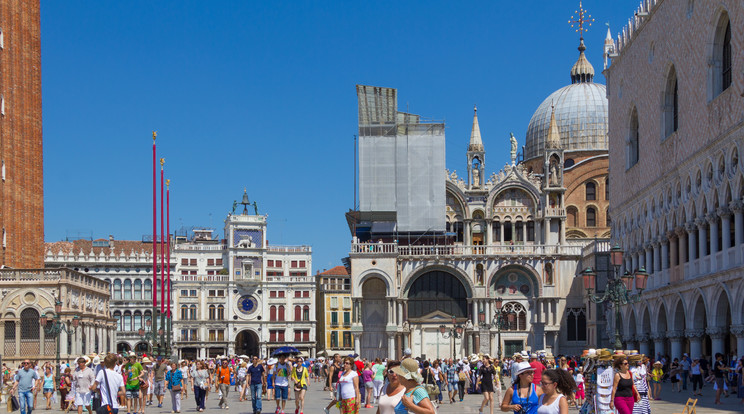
[[134, 342, 149, 354], [117, 342, 131, 353], [361, 278, 387, 360], [236, 330, 260, 357]]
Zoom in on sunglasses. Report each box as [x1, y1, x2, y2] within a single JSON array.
[[387, 370, 396, 375], [622, 362, 629, 365], [540, 381, 554, 386]]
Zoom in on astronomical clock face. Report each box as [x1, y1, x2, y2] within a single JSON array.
[[238, 295, 258, 315]]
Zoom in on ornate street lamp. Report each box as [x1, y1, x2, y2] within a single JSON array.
[[41, 299, 79, 388], [439, 315, 464, 358], [479, 297, 515, 358], [582, 244, 648, 349]]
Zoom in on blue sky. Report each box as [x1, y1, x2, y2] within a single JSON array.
[[42, 1, 636, 270]]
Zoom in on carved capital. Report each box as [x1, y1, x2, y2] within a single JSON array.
[[717, 207, 731, 218], [675, 226, 687, 237], [650, 332, 666, 341], [685, 222, 697, 233], [706, 327, 729, 339], [645, 243, 654, 251], [695, 218, 707, 228], [666, 231, 677, 240], [622, 334, 634, 342], [730, 325, 744, 336], [636, 334, 649, 342], [685, 329, 705, 338], [667, 330, 685, 340], [707, 213, 719, 224], [729, 200, 744, 213]]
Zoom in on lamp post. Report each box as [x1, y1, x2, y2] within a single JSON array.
[[138, 318, 164, 356], [41, 300, 79, 387], [439, 315, 464, 359], [479, 297, 515, 358], [582, 243, 649, 350]]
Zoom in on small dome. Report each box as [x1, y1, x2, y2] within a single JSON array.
[[524, 39, 607, 161]]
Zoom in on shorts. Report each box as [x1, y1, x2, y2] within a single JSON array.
[[275, 385, 288, 400], [125, 389, 140, 399], [75, 392, 92, 407], [340, 397, 357, 414], [293, 385, 308, 391], [448, 381, 458, 392], [364, 381, 374, 389], [43, 388, 54, 393], [715, 377, 724, 388], [650, 380, 660, 384], [671, 376, 679, 383], [153, 380, 166, 396], [236, 377, 246, 386]]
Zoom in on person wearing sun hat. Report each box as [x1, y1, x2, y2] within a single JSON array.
[[502, 362, 541, 414], [388, 358, 436, 414]]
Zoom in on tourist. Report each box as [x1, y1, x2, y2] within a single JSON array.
[[191, 361, 210, 412], [123, 353, 144, 414], [371, 358, 385, 404], [60, 367, 73, 410], [669, 358, 681, 393], [271, 355, 292, 414], [266, 358, 276, 401], [443, 358, 458, 404], [391, 358, 435, 414], [537, 369, 576, 414], [501, 362, 541, 414], [74, 357, 95, 414], [213, 359, 232, 409], [713, 353, 728, 405], [291, 357, 309, 414], [164, 362, 183, 413], [420, 361, 438, 404], [41, 366, 54, 410], [247, 356, 266, 414], [361, 362, 374, 408], [90, 354, 125, 414], [690, 358, 703, 396], [735, 356, 744, 404], [237, 362, 248, 402], [456, 366, 467, 402], [477, 356, 497, 414], [680, 354, 691, 391], [12, 359, 40, 414], [179, 361, 190, 400], [376, 360, 405, 414], [609, 358, 640, 414], [334, 357, 361, 414], [649, 361, 663, 400], [572, 368, 585, 406], [529, 354, 545, 386], [630, 356, 650, 414]]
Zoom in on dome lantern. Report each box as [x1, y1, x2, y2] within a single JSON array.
[[570, 38, 595, 84]]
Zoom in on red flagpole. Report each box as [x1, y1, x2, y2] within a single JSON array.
[[152, 133, 158, 310], [166, 180, 171, 318], [160, 159, 165, 314]]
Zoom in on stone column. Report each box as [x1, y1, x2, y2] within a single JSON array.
[[486, 219, 492, 246], [353, 332, 361, 355], [708, 214, 719, 255], [676, 227, 687, 264], [631, 253, 638, 272], [639, 335, 650, 356], [653, 241, 661, 274], [686, 223, 697, 262], [731, 201, 744, 247], [661, 239, 669, 270], [500, 222, 505, 244], [686, 329, 705, 359], [668, 331, 684, 359], [387, 333, 396, 360], [731, 325, 744, 360], [645, 245, 653, 273], [668, 231, 678, 268], [472, 301, 478, 326], [59, 327, 69, 357], [707, 327, 728, 356], [696, 219, 707, 257], [720, 208, 731, 251], [652, 334, 665, 358], [464, 220, 472, 246]]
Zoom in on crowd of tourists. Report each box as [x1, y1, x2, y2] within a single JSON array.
[[2, 349, 742, 414]]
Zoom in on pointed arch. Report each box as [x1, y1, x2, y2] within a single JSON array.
[[662, 63, 679, 138]]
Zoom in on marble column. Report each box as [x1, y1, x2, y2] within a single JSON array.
[[653, 242, 661, 274], [645, 246, 653, 273], [669, 331, 684, 359], [661, 239, 669, 270], [697, 219, 707, 257], [731, 201, 744, 247], [668, 232, 678, 268], [720, 208, 731, 251], [486, 219, 492, 246], [676, 227, 687, 264], [353, 333, 361, 355], [639, 336, 650, 356], [500, 222, 505, 244], [471, 301, 478, 325], [387, 333, 396, 360], [686, 329, 705, 359], [652, 335, 665, 358], [631, 253, 638, 272], [686, 223, 697, 262], [708, 214, 719, 255], [60, 327, 69, 357], [731, 325, 744, 360], [707, 327, 728, 356]]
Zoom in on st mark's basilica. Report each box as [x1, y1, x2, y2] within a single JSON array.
[[346, 32, 611, 360]]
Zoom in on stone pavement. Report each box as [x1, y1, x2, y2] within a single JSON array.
[[5, 379, 742, 414]]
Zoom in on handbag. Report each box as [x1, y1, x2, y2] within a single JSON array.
[[96, 369, 114, 414], [139, 380, 149, 391], [171, 385, 182, 392], [10, 395, 20, 412]]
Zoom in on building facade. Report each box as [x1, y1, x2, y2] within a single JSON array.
[[316, 266, 353, 355], [606, 0, 744, 359], [348, 41, 610, 360], [0, 268, 117, 365], [172, 194, 316, 359], [0, 0, 44, 268], [45, 238, 173, 354]]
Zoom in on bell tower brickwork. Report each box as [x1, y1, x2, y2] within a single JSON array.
[[0, 0, 44, 268]]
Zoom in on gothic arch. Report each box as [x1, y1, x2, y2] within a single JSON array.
[[672, 297, 686, 331], [655, 301, 668, 333], [690, 291, 708, 330], [487, 264, 542, 298], [405, 268, 469, 319], [713, 289, 731, 328], [401, 265, 474, 299]]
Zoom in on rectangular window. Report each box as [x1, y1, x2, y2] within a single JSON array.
[[330, 297, 338, 309], [267, 260, 274, 267], [278, 330, 285, 342], [189, 270, 196, 275], [330, 331, 338, 348], [274, 260, 281, 267], [216, 259, 223, 266], [343, 332, 352, 348], [181, 270, 188, 275], [270, 291, 277, 298], [299, 260, 306, 268], [208, 330, 216, 341], [190, 259, 197, 266], [342, 297, 351, 308], [269, 330, 277, 342], [289, 271, 307, 277], [294, 291, 301, 298], [207, 270, 215, 275], [217, 330, 225, 341], [180, 289, 188, 296], [218, 290, 224, 296], [278, 291, 285, 298], [343, 311, 351, 326], [331, 311, 338, 326], [208, 290, 215, 297], [302, 330, 309, 342], [181, 329, 188, 341], [303, 291, 310, 297], [189, 290, 197, 297], [294, 330, 301, 342], [291, 261, 298, 268], [207, 259, 214, 266], [181, 258, 188, 265]]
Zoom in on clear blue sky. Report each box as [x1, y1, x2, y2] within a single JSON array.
[[42, 1, 637, 271]]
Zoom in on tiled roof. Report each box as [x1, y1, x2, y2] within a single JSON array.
[[45, 239, 166, 256], [318, 265, 349, 276]]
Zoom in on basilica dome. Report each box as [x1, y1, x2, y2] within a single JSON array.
[[524, 39, 608, 161]]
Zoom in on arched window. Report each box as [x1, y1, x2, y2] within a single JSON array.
[[189, 305, 197, 320], [663, 65, 679, 138], [294, 306, 301, 321], [114, 311, 122, 331], [722, 21, 731, 91], [628, 107, 639, 168], [123, 279, 132, 300], [585, 182, 596, 200], [180, 305, 188, 320], [133, 311, 142, 330], [144, 311, 151, 328], [605, 178, 609, 200], [566, 308, 587, 341], [123, 311, 132, 331], [144, 280, 152, 300], [278, 305, 285, 321], [503, 302, 527, 331], [586, 207, 597, 227], [217, 305, 225, 320], [208, 305, 216, 320], [133, 280, 142, 300], [544, 263, 554, 285], [303, 305, 310, 321], [270, 306, 277, 321], [712, 14, 732, 97], [113, 280, 122, 300]]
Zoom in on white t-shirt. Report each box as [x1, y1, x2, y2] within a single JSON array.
[[338, 371, 358, 400], [271, 363, 291, 387], [96, 369, 124, 409]]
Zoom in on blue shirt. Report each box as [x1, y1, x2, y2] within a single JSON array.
[[165, 369, 182, 389], [511, 383, 539, 414], [394, 386, 429, 413], [15, 368, 40, 392], [248, 364, 265, 385]]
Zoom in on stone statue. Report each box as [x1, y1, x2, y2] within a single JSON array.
[[473, 167, 480, 187], [550, 160, 560, 186], [232, 200, 237, 214], [510, 133, 518, 164]]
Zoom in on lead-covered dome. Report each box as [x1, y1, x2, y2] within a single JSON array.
[[524, 39, 608, 161]]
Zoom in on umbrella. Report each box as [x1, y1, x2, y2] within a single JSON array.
[[272, 346, 300, 356], [238, 355, 249, 359]]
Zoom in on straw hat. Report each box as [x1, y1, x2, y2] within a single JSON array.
[[653, 361, 662, 366], [598, 349, 612, 361], [514, 362, 535, 376], [142, 357, 152, 364], [391, 358, 423, 384], [612, 351, 627, 359]]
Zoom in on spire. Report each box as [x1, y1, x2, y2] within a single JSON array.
[[468, 105, 484, 152], [546, 104, 561, 149], [568, 1, 595, 83]]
